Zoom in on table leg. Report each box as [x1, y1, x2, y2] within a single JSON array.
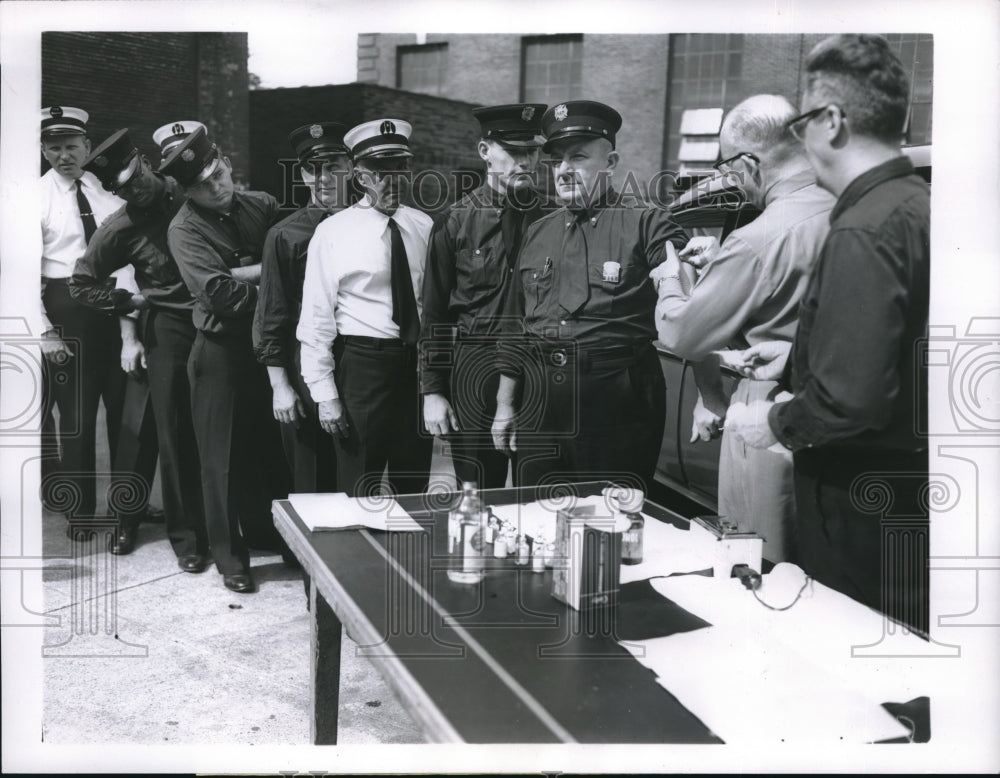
[[310, 577, 343, 745]]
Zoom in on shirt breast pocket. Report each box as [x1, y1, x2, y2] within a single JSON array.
[[456, 246, 502, 294], [521, 265, 552, 319]]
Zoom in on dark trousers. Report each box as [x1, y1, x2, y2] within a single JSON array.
[[143, 309, 207, 558], [447, 340, 514, 489], [793, 448, 929, 635], [516, 341, 665, 494], [333, 336, 432, 498], [42, 279, 126, 519], [280, 345, 338, 494], [189, 330, 290, 574]]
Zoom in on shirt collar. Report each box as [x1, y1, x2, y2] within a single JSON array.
[[762, 167, 818, 207], [53, 170, 86, 194], [568, 187, 618, 224], [831, 156, 917, 222], [125, 173, 179, 220]]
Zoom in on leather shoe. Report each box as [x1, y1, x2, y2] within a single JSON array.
[[142, 505, 166, 523], [109, 522, 138, 555], [177, 554, 210, 573], [223, 573, 256, 593]]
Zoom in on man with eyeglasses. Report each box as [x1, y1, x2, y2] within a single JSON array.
[[298, 119, 434, 498], [726, 35, 930, 634], [253, 122, 353, 494], [70, 127, 208, 566], [163, 125, 291, 594], [651, 94, 835, 564], [420, 104, 549, 490]]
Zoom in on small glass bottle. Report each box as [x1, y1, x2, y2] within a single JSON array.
[[447, 482, 486, 584], [515, 534, 530, 565], [531, 534, 546, 573], [621, 512, 645, 565]]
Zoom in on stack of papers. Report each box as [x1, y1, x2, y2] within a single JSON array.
[[287, 493, 423, 532]]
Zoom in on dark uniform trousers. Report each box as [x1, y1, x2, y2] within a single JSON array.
[[143, 308, 207, 557], [792, 447, 929, 635], [447, 339, 514, 489], [41, 278, 126, 519], [188, 330, 290, 574], [515, 339, 665, 494], [333, 336, 432, 498], [283, 343, 338, 493]]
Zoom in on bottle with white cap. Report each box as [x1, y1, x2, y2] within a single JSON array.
[[447, 482, 487, 584]]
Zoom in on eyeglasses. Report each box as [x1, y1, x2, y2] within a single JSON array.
[[786, 104, 844, 141], [713, 151, 759, 172]]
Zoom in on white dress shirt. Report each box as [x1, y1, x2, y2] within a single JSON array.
[[39, 168, 136, 332], [297, 199, 433, 402]]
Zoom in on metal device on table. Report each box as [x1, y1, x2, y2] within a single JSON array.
[[690, 514, 763, 579]]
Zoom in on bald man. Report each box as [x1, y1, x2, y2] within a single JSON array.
[[652, 94, 835, 563]]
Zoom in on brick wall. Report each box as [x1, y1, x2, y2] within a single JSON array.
[[741, 34, 809, 108], [41, 32, 250, 185], [249, 83, 483, 215]]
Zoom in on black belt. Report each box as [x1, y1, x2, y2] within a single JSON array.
[[42, 276, 70, 286], [337, 334, 412, 350], [532, 339, 652, 372]]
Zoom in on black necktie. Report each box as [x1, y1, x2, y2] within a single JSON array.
[[388, 218, 420, 344], [74, 179, 97, 245], [500, 205, 524, 268], [557, 212, 591, 315]]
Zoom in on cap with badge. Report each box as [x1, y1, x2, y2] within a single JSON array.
[[158, 125, 221, 187], [472, 103, 547, 148], [344, 119, 413, 161], [83, 128, 142, 192], [541, 100, 623, 152], [152, 120, 207, 161], [288, 122, 349, 164], [41, 106, 89, 138]]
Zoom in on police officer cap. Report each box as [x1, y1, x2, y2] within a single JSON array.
[[472, 104, 547, 148], [152, 120, 207, 161], [541, 100, 623, 152], [288, 122, 350, 164], [344, 119, 413, 161], [158, 125, 222, 187], [83, 128, 142, 192], [41, 106, 89, 138]]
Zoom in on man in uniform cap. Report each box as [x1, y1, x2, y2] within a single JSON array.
[[162, 125, 290, 593], [420, 103, 549, 489], [38, 106, 147, 533], [492, 100, 688, 493], [70, 128, 209, 567], [152, 121, 207, 161], [253, 122, 353, 493], [298, 118, 434, 497]]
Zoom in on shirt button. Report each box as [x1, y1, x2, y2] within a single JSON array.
[[474, 249, 481, 255], [560, 320, 566, 325], [590, 217, 597, 225]]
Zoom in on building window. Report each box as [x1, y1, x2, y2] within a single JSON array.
[[397, 43, 448, 96], [521, 34, 583, 104], [884, 34, 933, 145], [666, 34, 745, 172]]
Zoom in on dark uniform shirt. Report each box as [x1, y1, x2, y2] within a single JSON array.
[[769, 156, 930, 452], [252, 204, 333, 368], [500, 191, 688, 377], [168, 190, 280, 335], [420, 184, 549, 394], [69, 176, 192, 313]]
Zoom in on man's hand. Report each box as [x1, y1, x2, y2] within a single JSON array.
[[423, 393, 459, 437], [318, 398, 349, 439], [120, 337, 147, 377], [40, 330, 74, 364], [491, 402, 518, 454], [272, 382, 305, 426], [736, 340, 792, 381], [690, 393, 725, 443], [231, 264, 262, 284], [130, 293, 150, 311], [726, 400, 780, 449], [678, 235, 721, 269]]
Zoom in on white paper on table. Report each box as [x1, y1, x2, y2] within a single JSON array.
[[619, 514, 715, 583], [287, 492, 423, 532], [632, 625, 910, 744]]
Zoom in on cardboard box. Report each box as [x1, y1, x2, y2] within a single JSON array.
[[551, 507, 624, 611]]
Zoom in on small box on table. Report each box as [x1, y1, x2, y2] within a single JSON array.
[[551, 507, 625, 611]]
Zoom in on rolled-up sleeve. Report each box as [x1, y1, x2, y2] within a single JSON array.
[[253, 226, 292, 366], [296, 227, 340, 402], [70, 225, 135, 315], [168, 221, 257, 318]]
